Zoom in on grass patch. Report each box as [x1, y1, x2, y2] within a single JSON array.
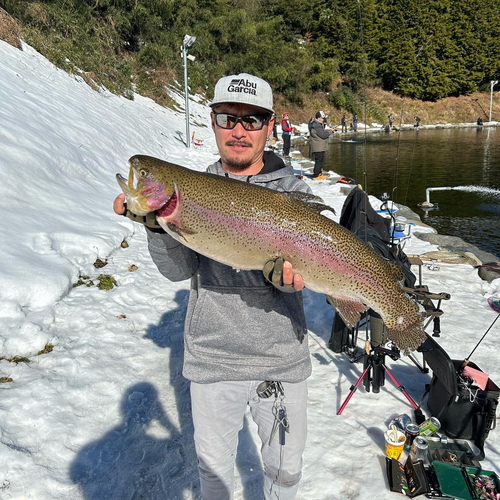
[[0, 377, 13, 383], [37, 343, 54, 356], [73, 275, 94, 288], [97, 274, 117, 290], [0, 343, 54, 370], [3, 356, 30, 364], [73, 273, 118, 290]]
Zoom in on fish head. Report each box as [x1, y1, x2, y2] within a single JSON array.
[[116, 155, 172, 216]]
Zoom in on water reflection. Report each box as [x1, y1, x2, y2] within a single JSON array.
[[299, 127, 500, 257]]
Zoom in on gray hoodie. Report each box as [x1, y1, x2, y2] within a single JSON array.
[[146, 152, 313, 384]]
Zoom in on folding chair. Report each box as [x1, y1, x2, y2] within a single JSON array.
[[404, 255, 451, 338]]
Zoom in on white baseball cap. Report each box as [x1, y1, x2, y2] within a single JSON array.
[[210, 73, 274, 114]]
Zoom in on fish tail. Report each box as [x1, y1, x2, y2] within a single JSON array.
[[386, 311, 426, 355]]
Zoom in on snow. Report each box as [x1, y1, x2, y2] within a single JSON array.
[[0, 40, 499, 499]]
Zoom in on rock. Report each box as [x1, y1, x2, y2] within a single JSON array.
[[414, 232, 499, 265], [421, 250, 482, 266], [418, 201, 435, 209], [393, 203, 422, 222], [476, 263, 500, 282]]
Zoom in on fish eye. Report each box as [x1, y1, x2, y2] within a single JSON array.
[[139, 169, 147, 177]]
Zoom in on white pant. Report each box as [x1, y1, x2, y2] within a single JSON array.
[[190, 380, 308, 500]]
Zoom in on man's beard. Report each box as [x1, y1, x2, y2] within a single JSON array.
[[223, 156, 252, 171], [222, 141, 253, 171]]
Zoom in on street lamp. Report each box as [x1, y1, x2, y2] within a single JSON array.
[[181, 34, 196, 148], [489, 80, 498, 122]]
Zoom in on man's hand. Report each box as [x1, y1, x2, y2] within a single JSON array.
[[113, 193, 162, 230], [263, 257, 304, 293]]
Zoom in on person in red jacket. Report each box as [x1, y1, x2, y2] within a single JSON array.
[[281, 112, 293, 157]]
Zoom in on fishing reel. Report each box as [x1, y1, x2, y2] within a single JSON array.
[[380, 191, 391, 202]]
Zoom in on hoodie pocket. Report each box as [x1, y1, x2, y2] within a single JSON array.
[[187, 286, 307, 365]]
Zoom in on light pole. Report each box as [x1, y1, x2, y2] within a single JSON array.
[[489, 80, 498, 122], [182, 34, 196, 148]]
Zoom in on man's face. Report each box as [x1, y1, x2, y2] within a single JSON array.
[[211, 103, 274, 173]]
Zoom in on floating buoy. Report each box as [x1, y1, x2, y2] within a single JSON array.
[[417, 201, 438, 210]]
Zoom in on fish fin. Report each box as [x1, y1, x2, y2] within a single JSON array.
[[165, 221, 197, 236], [326, 295, 369, 328], [385, 312, 426, 355], [286, 191, 325, 204], [286, 192, 336, 215]]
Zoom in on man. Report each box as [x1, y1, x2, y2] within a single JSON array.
[[281, 111, 293, 156], [114, 73, 312, 500], [341, 114, 347, 133], [309, 110, 331, 180], [272, 116, 279, 144], [352, 113, 358, 132]]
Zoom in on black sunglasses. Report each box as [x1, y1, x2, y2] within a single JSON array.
[[213, 112, 272, 131]]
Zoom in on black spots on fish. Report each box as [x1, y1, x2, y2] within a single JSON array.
[[384, 300, 425, 353], [387, 319, 426, 354]]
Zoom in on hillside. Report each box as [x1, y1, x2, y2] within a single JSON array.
[[1, 32, 500, 500], [1, 5, 499, 127], [274, 88, 500, 127]]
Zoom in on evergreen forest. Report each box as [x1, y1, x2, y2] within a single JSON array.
[[2, 0, 500, 114]]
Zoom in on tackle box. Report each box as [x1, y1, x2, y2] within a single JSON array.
[[432, 461, 499, 500], [427, 437, 481, 468]]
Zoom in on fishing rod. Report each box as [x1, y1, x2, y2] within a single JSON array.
[[357, 0, 368, 207], [356, 0, 371, 351], [460, 313, 500, 370], [471, 98, 489, 121], [393, 34, 434, 208]]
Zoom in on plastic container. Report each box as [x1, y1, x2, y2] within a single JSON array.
[[433, 461, 500, 500], [384, 429, 406, 460]]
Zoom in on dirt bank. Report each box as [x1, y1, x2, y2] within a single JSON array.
[[274, 87, 500, 128]]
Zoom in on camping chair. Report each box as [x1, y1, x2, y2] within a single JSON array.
[[404, 256, 451, 340]]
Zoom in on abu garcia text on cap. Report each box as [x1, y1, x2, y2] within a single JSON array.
[[227, 78, 257, 96]]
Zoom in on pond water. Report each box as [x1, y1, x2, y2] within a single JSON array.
[[298, 126, 500, 259]]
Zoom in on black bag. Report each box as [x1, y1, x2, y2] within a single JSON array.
[[423, 338, 499, 460], [328, 313, 351, 353]]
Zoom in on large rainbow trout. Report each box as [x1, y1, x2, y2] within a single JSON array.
[[117, 155, 425, 353]]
